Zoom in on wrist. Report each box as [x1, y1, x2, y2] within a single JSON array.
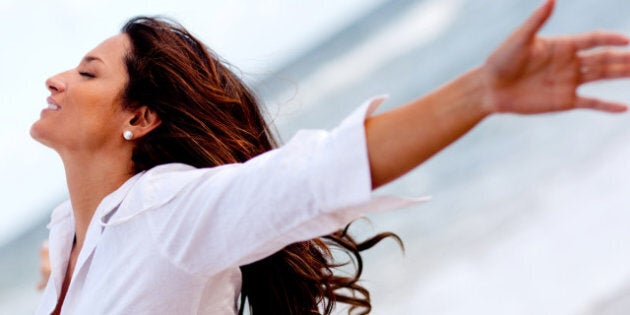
[[454, 66, 496, 118]]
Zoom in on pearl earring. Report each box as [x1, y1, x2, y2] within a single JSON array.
[[123, 130, 134, 141]]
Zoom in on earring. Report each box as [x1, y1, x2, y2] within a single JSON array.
[[123, 130, 134, 141]]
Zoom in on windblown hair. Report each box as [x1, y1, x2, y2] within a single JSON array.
[[121, 17, 401, 315]]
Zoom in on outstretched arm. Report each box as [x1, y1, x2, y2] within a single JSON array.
[[367, 0, 630, 188]]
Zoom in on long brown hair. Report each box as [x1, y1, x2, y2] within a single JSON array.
[[121, 17, 401, 315]]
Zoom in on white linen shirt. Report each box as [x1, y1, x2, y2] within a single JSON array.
[[36, 96, 429, 315]]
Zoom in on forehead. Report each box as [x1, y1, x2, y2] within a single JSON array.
[[84, 34, 130, 67]]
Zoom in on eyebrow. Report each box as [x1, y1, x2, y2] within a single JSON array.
[[83, 56, 104, 63]]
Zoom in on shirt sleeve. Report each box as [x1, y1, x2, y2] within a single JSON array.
[[129, 96, 429, 276]]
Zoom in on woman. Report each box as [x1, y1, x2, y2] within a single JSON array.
[[31, 0, 630, 314]]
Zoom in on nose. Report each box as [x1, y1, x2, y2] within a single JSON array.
[[46, 74, 66, 93]]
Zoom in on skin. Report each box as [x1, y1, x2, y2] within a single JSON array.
[[32, 34, 161, 251], [32, 0, 630, 310], [366, 0, 630, 187], [31, 34, 161, 312], [36, 241, 50, 291]]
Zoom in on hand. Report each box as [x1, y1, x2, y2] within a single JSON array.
[[482, 0, 630, 114], [36, 241, 51, 291]]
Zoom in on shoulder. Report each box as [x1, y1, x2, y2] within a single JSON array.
[[141, 162, 218, 185], [136, 162, 237, 199], [102, 162, 236, 225]]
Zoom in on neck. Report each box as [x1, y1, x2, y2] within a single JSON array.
[[61, 151, 134, 249]]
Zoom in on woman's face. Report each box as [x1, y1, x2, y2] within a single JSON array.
[[31, 34, 132, 155]]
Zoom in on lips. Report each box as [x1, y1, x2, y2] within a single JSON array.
[[46, 97, 61, 111]]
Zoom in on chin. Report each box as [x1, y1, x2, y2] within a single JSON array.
[[30, 121, 54, 148]]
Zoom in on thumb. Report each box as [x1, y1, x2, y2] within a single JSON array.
[[485, 0, 554, 77], [517, 0, 555, 43], [488, 0, 555, 70]]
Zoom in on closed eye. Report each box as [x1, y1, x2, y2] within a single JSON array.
[[79, 71, 95, 78]]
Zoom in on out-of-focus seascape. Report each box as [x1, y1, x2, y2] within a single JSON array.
[[2, 0, 630, 314]]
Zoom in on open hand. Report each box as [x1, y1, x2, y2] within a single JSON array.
[[482, 0, 630, 114]]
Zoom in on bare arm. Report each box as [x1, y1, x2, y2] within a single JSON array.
[[367, 0, 630, 188]]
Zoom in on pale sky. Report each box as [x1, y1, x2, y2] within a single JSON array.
[[0, 0, 386, 245]]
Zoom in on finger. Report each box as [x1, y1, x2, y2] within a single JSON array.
[[517, 0, 555, 42], [580, 64, 630, 83], [36, 241, 51, 290], [580, 50, 630, 67], [40, 241, 49, 259], [37, 278, 47, 291], [579, 51, 630, 83], [575, 96, 628, 112], [488, 0, 555, 67], [573, 31, 630, 50]]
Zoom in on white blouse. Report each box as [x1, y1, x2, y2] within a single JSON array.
[[36, 96, 429, 314]]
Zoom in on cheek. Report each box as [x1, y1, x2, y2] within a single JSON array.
[[45, 99, 125, 150], [71, 86, 125, 126], [79, 105, 126, 139], [32, 79, 128, 150]]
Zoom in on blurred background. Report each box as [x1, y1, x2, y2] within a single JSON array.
[[2, 0, 630, 314]]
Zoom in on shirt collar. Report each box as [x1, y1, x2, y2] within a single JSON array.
[[71, 171, 145, 281], [94, 171, 145, 223]]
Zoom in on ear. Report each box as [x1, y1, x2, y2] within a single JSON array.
[[123, 106, 161, 140]]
